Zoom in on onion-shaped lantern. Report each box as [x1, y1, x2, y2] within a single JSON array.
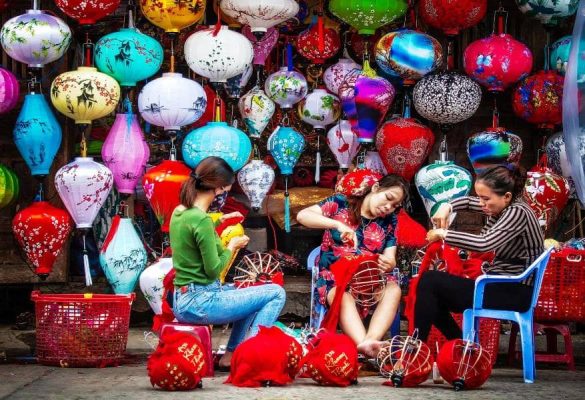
[[329, 0, 408, 35], [224, 64, 253, 99], [55, 0, 120, 25], [237, 160, 275, 211], [516, 0, 578, 27], [323, 58, 361, 96], [467, 127, 523, 175], [140, 0, 206, 33], [437, 339, 493, 391], [265, 67, 308, 109], [297, 19, 341, 64], [298, 88, 341, 130], [220, 0, 299, 34], [419, 0, 487, 36], [0, 9, 72, 68], [512, 70, 564, 130], [238, 86, 275, 138], [0, 164, 19, 209], [327, 120, 360, 170], [0, 67, 19, 115], [139, 258, 173, 315], [523, 165, 570, 228], [377, 335, 434, 387], [242, 25, 278, 66]]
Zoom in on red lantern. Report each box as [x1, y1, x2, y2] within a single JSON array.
[[419, 0, 487, 36], [297, 16, 341, 64], [142, 160, 191, 233], [512, 70, 564, 130], [437, 339, 493, 390], [12, 201, 72, 279], [378, 335, 434, 387], [55, 0, 121, 25], [523, 163, 570, 229]]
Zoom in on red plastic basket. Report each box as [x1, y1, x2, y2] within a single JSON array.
[[31, 291, 135, 367], [535, 249, 585, 322]]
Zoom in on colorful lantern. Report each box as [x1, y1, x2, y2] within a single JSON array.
[[516, 0, 578, 27], [339, 61, 395, 143], [298, 88, 341, 130], [50, 67, 120, 125], [142, 160, 191, 233], [523, 165, 570, 228], [419, 0, 487, 36], [242, 25, 278, 66], [220, 0, 299, 33], [264, 67, 308, 109], [55, 0, 121, 25], [375, 29, 443, 85], [467, 127, 523, 175], [237, 160, 275, 211], [140, 258, 173, 315], [512, 70, 564, 130], [184, 26, 253, 83], [550, 35, 585, 79], [0, 164, 19, 209], [329, 0, 408, 35], [0, 10, 71, 68], [139, 0, 205, 33], [238, 86, 275, 138], [323, 58, 361, 96], [138, 72, 207, 131], [224, 63, 253, 98], [102, 113, 150, 195], [12, 201, 72, 279], [326, 120, 360, 169], [0, 66, 19, 115], [413, 72, 482, 125], [437, 339, 493, 391], [14, 93, 62, 177], [100, 215, 148, 294], [378, 335, 434, 387], [364, 151, 388, 175], [296, 19, 341, 64]]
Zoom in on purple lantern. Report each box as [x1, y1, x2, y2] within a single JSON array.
[[0, 66, 19, 114], [243, 25, 279, 66]]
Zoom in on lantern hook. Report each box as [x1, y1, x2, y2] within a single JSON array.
[[169, 135, 177, 161]]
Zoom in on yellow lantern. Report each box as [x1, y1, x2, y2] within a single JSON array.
[[140, 0, 206, 33], [209, 212, 245, 283]]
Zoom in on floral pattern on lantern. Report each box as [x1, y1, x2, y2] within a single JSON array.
[[467, 127, 523, 175], [139, 257, 173, 315], [327, 120, 360, 169], [523, 166, 570, 228], [243, 25, 278, 65], [220, 0, 299, 33], [546, 132, 585, 185], [364, 151, 388, 175], [140, 0, 205, 33], [265, 67, 308, 108], [0, 164, 19, 209], [56, 0, 121, 25], [0, 66, 19, 115], [512, 70, 564, 130], [298, 88, 341, 130], [419, 0, 487, 36], [239, 86, 275, 138], [224, 63, 253, 98], [237, 160, 275, 210], [329, 0, 408, 35], [516, 0, 578, 27], [268, 126, 305, 175], [297, 21, 341, 64], [324, 58, 361, 96]]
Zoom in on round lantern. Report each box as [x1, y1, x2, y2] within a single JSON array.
[[377, 335, 434, 387], [138, 72, 207, 131], [545, 132, 585, 183], [549, 35, 585, 77], [437, 339, 493, 390], [297, 20, 341, 64], [516, 0, 578, 27], [467, 127, 523, 175], [139, 258, 173, 315], [375, 29, 443, 85], [102, 113, 150, 195], [419, 0, 487, 36], [12, 201, 72, 279], [55, 0, 120, 25], [463, 33, 533, 92], [413, 72, 482, 125], [376, 116, 435, 181], [512, 70, 564, 130], [0, 66, 19, 115], [265, 67, 308, 108], [184, 26, 253, 83], [323, 58, 361, 96], [224, 63, 253, 99], [220, 0, 299, 33], [142, 160, 191, 233], [50, 67, 120, 125], [0, 164, 19, 209], [238, 86, 275, 138], [237, 160, 275, 211], [327, 120, 360, 169], [0, 9, 72, 68], [329, 0, 408, 35], [298, 88, 341, 130], [14, 93, 62, 177], [139, 0, 205, 33], [95, 28, 163, 87], [523, 165, 570, 228], [243, 25, 279, 66]]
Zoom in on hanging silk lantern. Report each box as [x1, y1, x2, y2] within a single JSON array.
[[296, 19, 341, 64], [516, 0, 578, 27], [224, 64, 253, 99], [298, 88, 341, 130], [265, 67, 308, 109], [182, 122, 252, 171], [140, 0, 205, 33], [419, 0, 487, 36], [220, 0, 299, 33], [102, 113, 150, 195], [550, 35, 585, 79], [512, 70, 564, 130], [339, 60, 395, 143], [323, 58, 361, 96], [0, 164, 19, 209], [467, 127, 523, 175], [12, 201, 72, 279], [546, 132, 585, 187], [100, 215, 148, 294], [437, 339, 493, 391], [1, 9, 72, 68], [415, 161, 473, 219], [375, 29, 443, 85], [138, 72, 207, 132], [413, 72, 482, 125], [185, 26, 253, 83], [0, 67, 19, 115], [327, 120, 360, 169], [237, 160, 275, 211], [329, 0, 408, 35], [14, 93, 62, 177], [139, 257, 173, 315], [523, 165, 570, 228], [55, 0, 121, 25], [364, 151, 388, 175], [238, 86, 275, 138], [243, 25, 278, 66]]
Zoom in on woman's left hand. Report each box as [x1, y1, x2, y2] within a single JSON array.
[[426, 228, 447, 243], [377, 254, 396, 272], [220, 211, 244, 223]]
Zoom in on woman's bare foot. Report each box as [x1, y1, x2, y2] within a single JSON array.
[[357, 339, 386, 358], [218, 351, 233, 369]]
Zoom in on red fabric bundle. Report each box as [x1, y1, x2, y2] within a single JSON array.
[[215, 215, 245, 237], [221, 196, 250, 217], [335, 169, 382, 197], [395, 209, 427, 248], [225, 326, 303, 387], [147, 331, 207, 391]]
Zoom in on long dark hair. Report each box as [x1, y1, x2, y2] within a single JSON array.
[[179, 156, 235, 208], [347, 174, 410, 224], [477, 165, 526, 201]]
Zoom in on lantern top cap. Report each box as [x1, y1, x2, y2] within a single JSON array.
[[77, 66, 97, 72], [162, 72, 183, 78], [74, 156, 94, 162]]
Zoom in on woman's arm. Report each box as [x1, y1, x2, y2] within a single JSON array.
[[378, 246, 397, 271], [432, 197, 484, 228], [297, 204, 341, 230], [450, 196, 484, 213], [194, 217, 233, 280]]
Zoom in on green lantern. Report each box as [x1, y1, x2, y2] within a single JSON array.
[[329, 0, 408, 35], [0, 164, 19, 209]]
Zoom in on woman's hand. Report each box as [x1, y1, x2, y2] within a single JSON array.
[[426, 229, 447, 243], [431, 203, 452, 229], [335, 221, 357, 249], [377, 253, 396, 272], [220, 211, 244, 223], [227, 235, 250, 252]]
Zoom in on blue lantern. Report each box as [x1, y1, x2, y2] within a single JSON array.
[[95, 28, 163, 87], [182, 122, 252, 171], [14, 93, 62, 177]]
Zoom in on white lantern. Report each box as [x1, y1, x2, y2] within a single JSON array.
[[137, 72, 207, 131], [323, 58, 361, 95], [184, 26, 253, 83], [265, 67, 308, 109], [327, 120, 360, 169], [237, 160, 275, 211], [139, 257, 173, 315], [364, 151, 387, 175], [220, 0, 299, 33], [238, 86, 275, 138], [298, 88, 341, 130]]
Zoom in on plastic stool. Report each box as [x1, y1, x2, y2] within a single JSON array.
[[160, 323, 215, 377]]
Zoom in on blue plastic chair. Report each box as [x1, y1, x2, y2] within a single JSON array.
[[307, 246, 400, 336], [462, 247, 554, 383]]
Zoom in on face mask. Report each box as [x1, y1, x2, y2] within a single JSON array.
[[209, 191, 228, 212]]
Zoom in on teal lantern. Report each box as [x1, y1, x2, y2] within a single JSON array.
[[14, 92, 62, 177], [95, 27, 163, 87], [0, 163, 19, 209], [550, 35, 585, 80], [182, 122, 252, 171]]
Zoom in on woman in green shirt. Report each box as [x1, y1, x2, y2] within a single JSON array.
[[170, 157, 286, 370]]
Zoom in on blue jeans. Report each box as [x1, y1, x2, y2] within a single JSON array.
[[173, 280, 286, 352]]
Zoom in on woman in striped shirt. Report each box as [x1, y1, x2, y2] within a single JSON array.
[[414, 166, 544, 341]]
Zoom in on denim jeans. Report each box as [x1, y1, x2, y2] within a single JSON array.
[[173, 280, 286, 351]]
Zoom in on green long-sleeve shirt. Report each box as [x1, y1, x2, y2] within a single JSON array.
[[169, 206, 232, 287]]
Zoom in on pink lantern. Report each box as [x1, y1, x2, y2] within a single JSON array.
[[243, 25, 278, 66], [324, 58, 361, 96], [0, 66, 19, 115], [327, 120, 360, 169], [102, 113, 150, 196]]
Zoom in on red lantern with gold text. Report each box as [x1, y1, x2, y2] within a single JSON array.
[[12, 201, 72, 279], [55, 0, 121, 25], [512, 70, 564, 130], [419, 0, 487, 36], [437, 339, 493, 391], [297, 14, 341, 64]]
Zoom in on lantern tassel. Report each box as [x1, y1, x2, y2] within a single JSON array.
[[82, 233, 92, 286], [284, 177, 291, 233], [315, 135, 321, 183]]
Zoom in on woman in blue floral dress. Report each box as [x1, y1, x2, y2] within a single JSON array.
[[297, 171, 408, 357]]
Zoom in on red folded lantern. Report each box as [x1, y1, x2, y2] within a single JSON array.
[[437, 339, 493, 390], [419, 0, 487, 36], [55, 0, 120, 25]]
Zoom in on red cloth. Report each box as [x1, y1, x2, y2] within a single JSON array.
[[395, 209, 427, 248], [222, 196, 250, 217], [233, 271, 285, 288], [215, 216, 245, 237], [335, 169, 382, 197]]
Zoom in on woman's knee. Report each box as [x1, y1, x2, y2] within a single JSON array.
[[417, 270, 444, 293], [268, 284, 286, 304], [384, 281, 401, 301]]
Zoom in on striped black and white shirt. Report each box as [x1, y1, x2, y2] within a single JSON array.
[[445, 197, 544, 285]]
